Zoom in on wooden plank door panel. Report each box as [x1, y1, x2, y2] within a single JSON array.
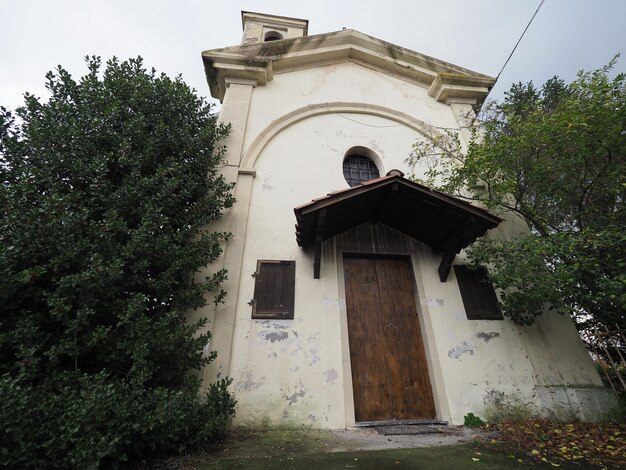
[[375, 258, 436, 419], [344, 255, 436, 422], [344, 257, 393, 421]]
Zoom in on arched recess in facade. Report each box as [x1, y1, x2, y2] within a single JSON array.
[[204, 101, 449, 386], [238, 102, 445, 172]]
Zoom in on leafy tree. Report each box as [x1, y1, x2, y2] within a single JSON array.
[[409, 60, 625, 329], [0, 57, 235, 468]]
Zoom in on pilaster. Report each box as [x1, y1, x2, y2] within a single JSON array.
[[199, 79, 256, 384], [448, 99, 477, 152]]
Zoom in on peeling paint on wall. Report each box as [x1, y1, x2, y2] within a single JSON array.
[[256, 320, 288, 329], [265, 331, 289, 343], [324, 368, 338, 383], [448, 341, 474, 359], [476, 332, 501, 343], [307, 348, 320, 365], [235, 370, 266, 392], [290, 344, 303, 357], [284, 388, 306, 405]]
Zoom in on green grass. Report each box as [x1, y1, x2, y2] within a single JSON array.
[[156, 429, 586, 469], [200, 445, 551, 469]]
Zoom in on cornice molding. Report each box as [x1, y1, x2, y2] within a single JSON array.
[[241, 11, 309, 34], [428, 73, 495, 104], [202, 30, 495, 105]]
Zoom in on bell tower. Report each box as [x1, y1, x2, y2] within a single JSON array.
[[241, 11, 308, 45]]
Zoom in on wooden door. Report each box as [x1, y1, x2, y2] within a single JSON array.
[[344, 256, 436, 422]]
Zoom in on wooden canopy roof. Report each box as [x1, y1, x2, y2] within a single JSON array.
[[294, 171, 502, 281]]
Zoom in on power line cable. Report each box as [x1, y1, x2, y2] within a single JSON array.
[[469, 0, 546, 123], [493, 0, 546, 89]]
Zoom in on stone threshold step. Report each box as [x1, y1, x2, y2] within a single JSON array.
[[355, 419, 448, 427], [374, 425, 452, 436]]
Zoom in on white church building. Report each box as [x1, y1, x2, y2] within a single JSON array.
[[193, 11, 614, 428]]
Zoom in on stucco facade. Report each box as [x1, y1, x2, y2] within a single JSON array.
[[194, 12, 614, 428]]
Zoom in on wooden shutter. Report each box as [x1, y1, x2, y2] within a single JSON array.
[[251, 260, 295, 319], [454, 265, 502, 320]]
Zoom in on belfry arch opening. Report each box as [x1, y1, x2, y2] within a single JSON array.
[[264, 31, 284, 42]]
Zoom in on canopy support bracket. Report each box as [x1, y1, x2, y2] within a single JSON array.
[[313, 208, 326, 279], [438, 246, 457, 282]]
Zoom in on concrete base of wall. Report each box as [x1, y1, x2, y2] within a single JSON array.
[[535, 386, 618, 422]]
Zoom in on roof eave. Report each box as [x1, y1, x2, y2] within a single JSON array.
[[293, 174, 503, 281]]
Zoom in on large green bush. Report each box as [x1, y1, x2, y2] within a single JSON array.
[[0, 373, 235, 468], [0, 57, 236, 468]]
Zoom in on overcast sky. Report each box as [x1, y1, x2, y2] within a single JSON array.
[[1, 0, 624, 111]]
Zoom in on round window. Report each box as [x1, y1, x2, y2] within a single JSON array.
[[343, 153, 380, 187]]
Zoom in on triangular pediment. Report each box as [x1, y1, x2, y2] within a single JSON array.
[[202, 29, 495, 103]]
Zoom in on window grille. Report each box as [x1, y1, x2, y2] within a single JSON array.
[[343, 155, 380, 187]]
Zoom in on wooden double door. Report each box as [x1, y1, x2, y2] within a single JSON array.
[[344, 255, 436, 422]]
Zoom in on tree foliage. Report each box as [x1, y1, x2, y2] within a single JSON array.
[[409, 60, 625, 328], [0, 56, 236, 467]]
